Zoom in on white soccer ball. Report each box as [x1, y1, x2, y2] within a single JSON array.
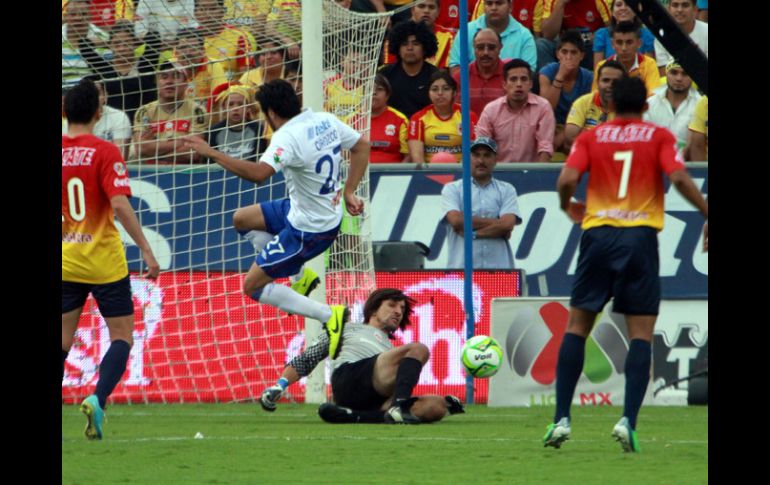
[[461, 335, 503, 378]]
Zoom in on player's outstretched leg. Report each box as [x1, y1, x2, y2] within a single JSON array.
[[318, 403, 386, 424], [324, 305, 350, 359], [80, 395, 104, 440]]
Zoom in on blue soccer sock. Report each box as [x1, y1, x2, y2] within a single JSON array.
[[62, 349, 69, 382], [623, 339, 652, 430], [95, 340, 131, 409], [554, 333, 586, 423]]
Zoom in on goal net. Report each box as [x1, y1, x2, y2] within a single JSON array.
[[62, 0, 390, 404]]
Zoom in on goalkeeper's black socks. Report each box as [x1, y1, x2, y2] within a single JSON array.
[[393, 357, 423, 405], [623, 339, 652, 430], [95, 339, 131, 409], [554, 333, 586, 423], [62, 349, 69, 382]]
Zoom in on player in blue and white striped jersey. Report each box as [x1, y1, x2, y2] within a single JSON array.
[[183, 80, 370, 353]]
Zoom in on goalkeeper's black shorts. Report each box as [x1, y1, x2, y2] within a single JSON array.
[[331, 355, 390, 411]]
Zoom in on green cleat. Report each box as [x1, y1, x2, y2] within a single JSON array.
[[324, 305, 349, 359], [543, 417, 571, 449], [80, 395, 104, 440], [291, 267, 321, 297], [612, 417, 640, 452]]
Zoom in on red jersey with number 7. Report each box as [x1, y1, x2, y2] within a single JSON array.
[[565, 118, 685, 231], [62, 134, 132, 284]]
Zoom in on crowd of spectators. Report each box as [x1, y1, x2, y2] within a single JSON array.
[[63, 0, 708, 166]]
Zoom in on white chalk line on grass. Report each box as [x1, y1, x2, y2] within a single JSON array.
[[72, 434, 707, 445]]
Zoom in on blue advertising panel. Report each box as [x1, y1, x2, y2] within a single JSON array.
[[125, 165, 707, 298]]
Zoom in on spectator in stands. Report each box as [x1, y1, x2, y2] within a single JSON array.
[[593, 1, 655, 68], [195, 0, 257, 78], [654, 0, 707, 76], [408, 70, 479, 164], [470, 0, 542, 36], [166, 28, 228, 109], [324, 49, 369, 127], [643, 61, 701, 150], [448, 0, 537, 77], [538, 30, 593, 153], [697, 0, 707, 22], [383, 0, 455, 69], [264, 0, 302, 59], [62, 0, 110, 87], [369, 74, 411, 163], [62, 76, 133, 161], [132, 61, 209, 164], [451, 28, 508, 116], [379, 20, 439, 119], [62, 0, 133, 33], [207, 85, 267, 162], [441, 137, 523, 269], [537, 0, 611, 72], [477, 59, 554, 162], [351, 0, 413, 26], [591, 21, 659, 96], [239, 39, 289, 88], [564, 59, 625, 148], [684, 95, 707, 162], [77, 20, 163, 124], [135, 0, 198, 51]]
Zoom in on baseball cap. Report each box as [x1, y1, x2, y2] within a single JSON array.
[[470, 136, 497, 153]]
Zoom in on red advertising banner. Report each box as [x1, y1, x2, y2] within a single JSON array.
[[62, 271, 521, 404]]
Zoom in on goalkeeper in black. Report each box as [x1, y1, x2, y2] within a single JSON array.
[[259, 288, 465, 424]]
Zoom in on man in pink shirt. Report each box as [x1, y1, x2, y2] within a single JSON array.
[[477, 59, 555, 162], [452, 28, 509, 116]]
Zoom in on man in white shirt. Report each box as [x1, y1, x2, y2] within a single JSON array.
[[183, 80, 371, 357], [654, 0, 707, 76], [643, 61, 701, 149]]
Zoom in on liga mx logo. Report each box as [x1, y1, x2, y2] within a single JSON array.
[[505, 302, 630, 385]]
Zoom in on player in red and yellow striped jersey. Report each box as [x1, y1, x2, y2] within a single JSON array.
[[546, 77, 707, 453], [62, 80, 159, 441], [408, 71, 478, 163]]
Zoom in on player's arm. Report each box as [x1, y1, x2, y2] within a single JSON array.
[[668, 169, 708, 252], [343, 135, 371, 216], [260, 333, 331, 406], [111, 195, 160, 279], [181, 136, 276, 183], [564, 123, 582, 150], [557, 167, 586, 224]]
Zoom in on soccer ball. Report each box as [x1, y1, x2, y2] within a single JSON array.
[[461, 335, 503, 378]]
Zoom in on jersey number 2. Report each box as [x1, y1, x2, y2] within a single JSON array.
[[315, 144, 342, 195], [66, 177, 86, 221], [613, 150, 633, 199]]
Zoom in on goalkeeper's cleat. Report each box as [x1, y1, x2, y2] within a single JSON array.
[[543, 417, 571, 449], [318, 403, 360, 424], [80, 394, 104, 440], [290, 267, 320, 297], [612, 417, 641, 453], [324, 305, 350, 359], [384, 397, 420, 424], [444, 395, 465, 415], [259, 385, 284, 412]]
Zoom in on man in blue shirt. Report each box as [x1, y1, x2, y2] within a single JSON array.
[[441, 137, 523, 269], [448, 0, 536, 76]]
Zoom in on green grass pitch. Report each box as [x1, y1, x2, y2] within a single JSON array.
[[62, 404, 707, 484]]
